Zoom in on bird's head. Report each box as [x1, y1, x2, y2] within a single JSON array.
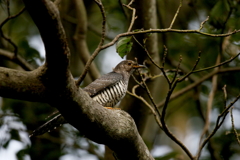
[[113, 60, 145, 75]]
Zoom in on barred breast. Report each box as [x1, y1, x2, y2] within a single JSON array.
[[92, 80, 127, 107]]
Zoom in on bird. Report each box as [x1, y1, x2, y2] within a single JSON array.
[[29, 60, 145, 137]]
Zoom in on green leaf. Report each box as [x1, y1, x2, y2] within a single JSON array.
[[209, 0, 230, 28], [165, 71, 176, 79], [116, 36, 133, 58]]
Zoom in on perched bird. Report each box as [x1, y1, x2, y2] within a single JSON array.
[[30, 60, 145, 137]]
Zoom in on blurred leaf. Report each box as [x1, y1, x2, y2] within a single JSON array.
[[139, 67, 150, 75], [116, 36, 133, 58], [154, 151, 178, 160], [2, 139, 10, 148], [18, 39, 44, 67], [164, 70, 183, 79], [16, 148, 29, 160], [10, 129, 21, 141], [19, 40, 40, 58], [209, 0, 230, 28]]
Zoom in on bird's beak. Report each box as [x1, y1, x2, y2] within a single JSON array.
[[133, 64, 146, 69]]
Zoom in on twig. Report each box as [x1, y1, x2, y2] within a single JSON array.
[[158, 52, 238, 109], [74, 0, 100, 81], [197, 8, 237, 156], [153, 52, 200, 159], [162, 45, 167, 68], [118, 0, 128, 19], [230, 107, 240, 146], [195, 93, 240, 159], [198, 4, 234, 150], [0, 7, 26, 56], [178, 51, 201, 82], [199, 16, 209, 31], [157, 67, 240, 109], [0, 49, 35, 71], [158, 54, 201, 159], [200, 53, 221, 146], [222, 85, 227, 107], [160, 80, 194, 159], [192, 53, 240, 73], [169, 0, 182, 29], [171, 55, 182, 83], [123, 0, 136, 32], [99, 28, 240, 53], [132, 36, 162, 70], [222, 94, 240, 116], [160, 46, 171, 85], [127, 86, 162, 129], [157, 53, 238, 157], [92, 0, 106, 47], [141, 44, 173, 87], [137, 69, 162, 119], [131, 74, 143, 87], [149, 69, 182, 80], [132, 36, 175, 94], [76, 0, 106, 86], [7, 0, 10, 16], [166, 56, 199, 82]]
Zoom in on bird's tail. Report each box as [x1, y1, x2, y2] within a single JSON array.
[[29, 113, 67, 137]]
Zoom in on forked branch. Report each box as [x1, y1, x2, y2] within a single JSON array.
[[76, 0, 106, 86], [0, 7, 25, 56]]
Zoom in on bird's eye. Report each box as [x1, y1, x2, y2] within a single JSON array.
[[128, 62, 132, 66]]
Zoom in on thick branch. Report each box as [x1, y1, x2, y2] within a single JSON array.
[[23, 0, 72, 96], [0, 67, 47, 102], [17, 1, 154, 159], [0, 65, 154, 160], [23, 0, 70, 72], [53, 82, 154, 160]]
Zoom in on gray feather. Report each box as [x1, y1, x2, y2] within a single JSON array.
[[83, 72, 123, 97]]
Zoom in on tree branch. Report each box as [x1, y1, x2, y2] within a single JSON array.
[[24, 0, 70, 72], [73, 0, 100, 81], [99, 28, 240, 52], [17, 1, 154, 159], [157, 67, 240, 108], [0, 49, 35, 71], [195, 93, 240, 159], [0, 66, 47, 102], [76, 0, 106, 86], [199, 54, 221, 146], [230, 107, 240, 146], [168, 0, 182, 29], [123, 0, 136, 32], [0, 6, 25, 56]]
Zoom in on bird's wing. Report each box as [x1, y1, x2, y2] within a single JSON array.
[[83, 72, 123, 97]]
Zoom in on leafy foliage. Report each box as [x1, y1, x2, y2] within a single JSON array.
[[116, 36, 133, 58]]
